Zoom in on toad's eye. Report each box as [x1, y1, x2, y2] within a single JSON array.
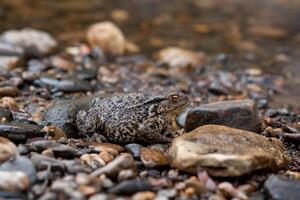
[[170, 95, 179, 101]]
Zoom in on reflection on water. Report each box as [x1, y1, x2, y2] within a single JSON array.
[[1, 0, 300, 107]]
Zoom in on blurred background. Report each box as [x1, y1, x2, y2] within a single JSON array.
[[1, 0, 299, 107]]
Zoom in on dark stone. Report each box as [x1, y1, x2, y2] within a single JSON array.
[[37, 76, 93, 93], [30, 153, 66, 172], [108, 180, 153, 195], [264, 175, 300, 200], [0, 156, 37, 184], [185, 99, 260, 132], [0, 107, 13, 121], [124, 143, 143, 159], [0, 122, 47, 142], [28, 140, 82, 158]]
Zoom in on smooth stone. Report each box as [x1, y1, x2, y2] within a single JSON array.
[[0, 171, 29, 192], [156, 46, 204, 68], [132, 191, 156, 200], [87, 21, 126, 55], [140, 148, 169, 168], [0, 56, 21, 70], [0, 28, 57, 57], [0, 156, 36, 184], [264, 175, 300, 200], [80, 153, 106, 169], [0, 122, 46, 142], [185, 99, 260, 132], [0, 136, 17, 163], [0, 107, 13, 121], [30, 153, 66, 172], [91, 153, 136, 178], [0, 42, 23, 70], [169, 125, 290, 176], [28, 140, 81, 158], [42, 97, 93, 137], [124, 143, 143, 158], [38, 76, 93, 93], [0, 86, 19, 97], [91, 143, 124, 156], [108, 180, 153, 195]]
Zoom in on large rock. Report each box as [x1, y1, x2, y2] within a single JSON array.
[[185, 99, 260, 132], [87, 21, 126, 55], [169, 125, 289, 177], [0, 28, 57, 57], [156, 46, 204, 68], [264, 175, 300, 200]]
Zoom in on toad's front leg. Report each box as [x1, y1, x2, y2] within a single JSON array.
[[138, 117, 172, 143]]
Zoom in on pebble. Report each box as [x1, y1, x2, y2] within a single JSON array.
[[87, 21, 126, 55], [132, 191, 156, 200], [91, 153, 136, 178], [30, 153, 66, 172], [140, 148, 169, 168], [0, 136, 17, 163], [29, 140, 82, 158], [108, 179, 153, 195], [0, 155, 36, 184], [99, 151, 114, 163], [0, 28, 57, 57], [0, 96, 18, 110], [0, 86, 19, 97], [0, 171, 29, 192], [0, 56, 21, 70], [91, 142, 124, 156], [218, 182, 248, 200], [156, 46, 204, 68], [118, 169, 136, 182], [38, 76, 93, 93], [0, 42, 23, 70], [185, 99, 260, 132], [125, 143, 143, 158], [0, 122, 46, 142], [264, 175, 300, 200], [169, 125, 290, 176], [80, 153, 106, 169], [0, 107, 13, 121]]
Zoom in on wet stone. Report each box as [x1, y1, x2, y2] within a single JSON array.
[[169, 125, 290, 176], [108, 179, 153, 195], [0, 28, 57, 57], [185, 99, 260, 132], [0, 155, 37, 184], [264, 175, 300, 200], [37, 76, 93, 93], [0, 171, 29, 192], [0, 107, 13, 121], [0, 136, 17, 163]]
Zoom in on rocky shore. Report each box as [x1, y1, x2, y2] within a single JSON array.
[[0, 22, 299, 200]]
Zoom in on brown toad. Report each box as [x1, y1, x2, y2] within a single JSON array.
[[76, 88, 188, 143]]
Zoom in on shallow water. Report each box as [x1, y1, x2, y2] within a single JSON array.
[[1, 0, 299, 107]]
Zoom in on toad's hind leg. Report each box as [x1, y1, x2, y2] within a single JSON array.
[[138, 117, 172, 143]]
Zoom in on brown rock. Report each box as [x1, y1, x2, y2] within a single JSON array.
[[0, 86, 19, 97], [0, 56, 20, 70], [0, 171, 29, 192], [185, 99, 260, 132], [91, 143, 124, 156], [87, 21, 126, 55], [0, 97, 18, 110], [140, 148, 169, 168], [0, 137, 17, 163], [169, 125, 290, 176], [247, 26, 287, 39], [156, 47, 204, 68], [80, 154, 106, 168], [99, 151, 114, 163]]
